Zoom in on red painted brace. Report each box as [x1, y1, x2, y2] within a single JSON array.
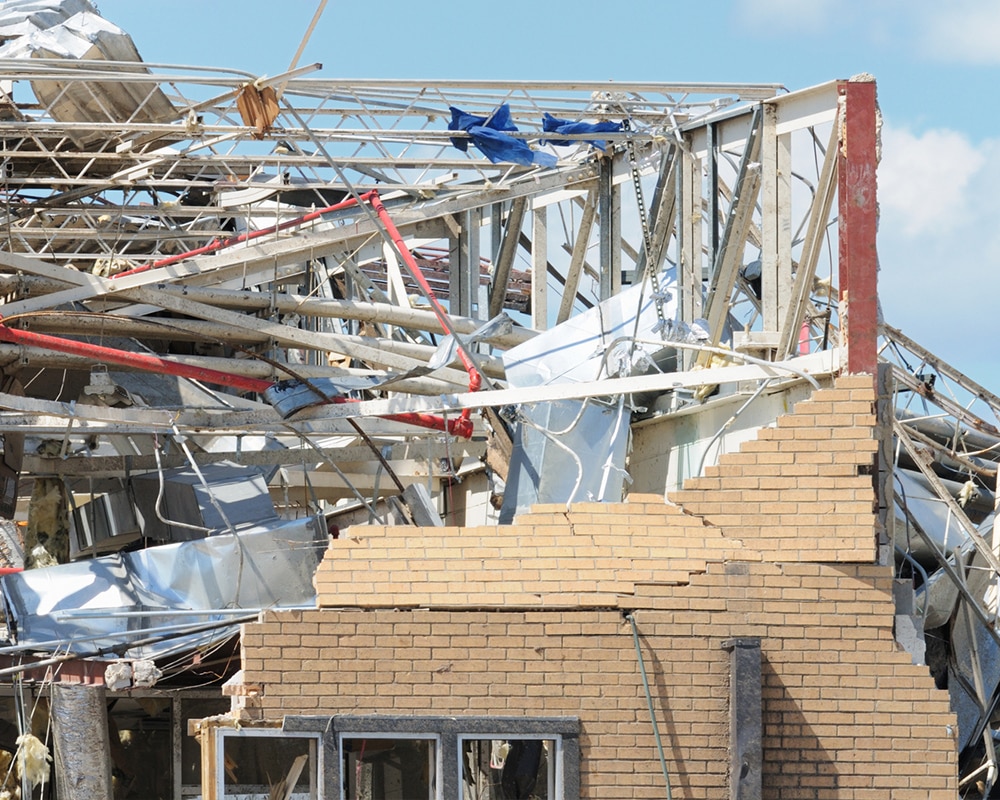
[[0, 192, 482, 438]]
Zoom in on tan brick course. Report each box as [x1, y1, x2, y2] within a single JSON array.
[[237, 377, 956, 798]]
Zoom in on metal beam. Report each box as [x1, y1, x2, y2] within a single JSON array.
[[838, 78, 879, 376], [700, 105, 764, 357], [531, 201, 548, 329], [678, 144, 703, 340], [598, 153, 622, 301], [488, 199, 527, 319], [556, 189, 597, 324], [760, 102, 792, 335]]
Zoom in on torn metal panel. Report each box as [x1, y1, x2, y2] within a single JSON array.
[[496, 272, 681, 515], [0, 3, 175, 139], [499, 398, 631, 522], [0, 515, 323, 658], [950, 603, 1000, 752], [130, 461, 280, 542], [503, 269, 680, 386]]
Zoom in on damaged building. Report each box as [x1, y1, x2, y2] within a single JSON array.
[[0, 0, 992, 797]]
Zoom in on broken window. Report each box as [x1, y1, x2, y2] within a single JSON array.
[[181, 696, 230, 793], [340, 734, 438, 799], [459, 737, 557, 800], [309, 715, 578, 800], [216, 727, 322, 800]]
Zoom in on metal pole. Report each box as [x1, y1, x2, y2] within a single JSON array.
[[837, 78, 879, 376], [51, 683, 113, 800]]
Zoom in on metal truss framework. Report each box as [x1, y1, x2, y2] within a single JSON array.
[[0, 64, 870, 501], [1, 33, 998, 796]]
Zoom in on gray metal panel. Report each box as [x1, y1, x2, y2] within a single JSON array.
[[131, 462, 279, 541], [1, 515, 323, 659], [500, 399, 630, 523]]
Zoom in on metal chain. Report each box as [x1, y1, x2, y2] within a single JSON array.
[[623, 120, 666, 334]]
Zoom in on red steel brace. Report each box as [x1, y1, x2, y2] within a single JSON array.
[[0, 192, 481, 438], [837, 79, 879, 378]]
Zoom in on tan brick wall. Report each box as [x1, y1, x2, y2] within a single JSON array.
[[237, 376, 957, 798], [667, 375, 880, 564]]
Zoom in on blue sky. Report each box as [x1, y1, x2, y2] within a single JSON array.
[[95, 0, 1000, 384]]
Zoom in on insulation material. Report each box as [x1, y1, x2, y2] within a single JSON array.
[[104, 661, 132, 691], [24, 476, 69, 568], [131, 659, 162, 688], [14, 732, 51, 789]]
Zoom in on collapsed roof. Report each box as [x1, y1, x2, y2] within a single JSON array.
[[0, 0, 997, 790]]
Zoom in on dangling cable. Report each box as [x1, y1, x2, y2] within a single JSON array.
[[627, 613, 673, 800]]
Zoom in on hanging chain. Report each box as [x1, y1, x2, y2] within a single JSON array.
[[623, 120, 667, 335]]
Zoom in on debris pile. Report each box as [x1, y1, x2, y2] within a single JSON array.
[[0, 1, 991, 796]]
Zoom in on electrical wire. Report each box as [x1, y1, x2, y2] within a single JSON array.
[[626, 613, 673, 800]]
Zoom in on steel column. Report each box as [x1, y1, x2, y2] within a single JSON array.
[[837, 78, 879, 376], [51, 682, 113, 800], [722, 637, 762, 800], [598, 153, 621, 301]]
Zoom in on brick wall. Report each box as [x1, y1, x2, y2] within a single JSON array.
[[668, 375, 880, 564], [236, 376, 957, 798]]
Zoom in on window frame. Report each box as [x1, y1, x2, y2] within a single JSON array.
[[338, 730, 442, 800], [214, 725, 324, 800], [456, 732, 564, 800], [282, 714, 580, 800]]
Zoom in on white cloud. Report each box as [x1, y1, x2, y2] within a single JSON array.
[[876, 123, 1000, 377], [913, 0, 1000, 65], [734, 0, 1000, 67], [877, 124, 985, 236], [732, 0, 839, 33]]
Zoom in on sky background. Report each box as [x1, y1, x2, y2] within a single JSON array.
[[94, 0, 1000, 385]]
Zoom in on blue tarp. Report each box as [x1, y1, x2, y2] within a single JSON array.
[[541, 112, 623, 151], [448, 104, 557, 168]]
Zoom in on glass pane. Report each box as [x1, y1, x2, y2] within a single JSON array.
[[222, 734, 315, 799], [342, 736, 435, 800], [461, 739, 552, 800]]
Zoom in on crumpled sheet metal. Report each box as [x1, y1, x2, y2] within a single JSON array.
[[894, 468, 971, 563], [497, 270, 679, 519], [0, 515, 324, 659], [503, 269, 680, 387]]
